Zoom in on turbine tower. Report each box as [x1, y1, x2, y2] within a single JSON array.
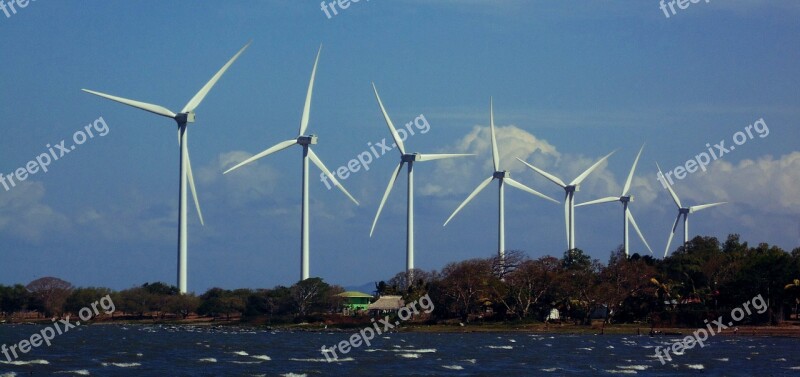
[[82, 42, 250, 294], [576, 145, 652, 257], [443, 98, 558, 265], [224, 46, 359, 281], [370, 83, 472, 278], [517, 150, 615, 251], [656, 163, 726, 257]]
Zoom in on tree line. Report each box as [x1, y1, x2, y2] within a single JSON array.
[[2, 234, 799, 327]]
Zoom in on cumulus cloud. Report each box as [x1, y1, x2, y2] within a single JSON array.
[[0, 181, 69, 243]]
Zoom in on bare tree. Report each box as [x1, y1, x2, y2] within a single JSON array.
[[26, 277, 73, 317]]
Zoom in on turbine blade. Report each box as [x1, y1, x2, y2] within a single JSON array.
[[299, 45, 322, 136], [665, 214, 681, 257], [417, 153, 473, 162], [505, 177, 559, 204], [371, 83, 405, 155], [622, 144, 644, 196], [81, 89, 176, 118], [690, 202, 726, 213], [185, 146, 204, 226], [370, 162, 404, 237], [223, 139, 297, 174], [308, 148, 359, 205], [516, 158, 567, 188], [627, 210, 652, 254], [181, 41, 251, 113], [490, 98, 500, 172], [571, 149, 616, 186], [443, 176, 494, 226], [575, 196, 619, 207], [656, 162, 682, 208]]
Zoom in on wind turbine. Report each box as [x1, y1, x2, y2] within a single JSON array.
[[82, 42, 250, 294], [517, 150, 615, 251], [576, 145, 653, 257], [370, 83, 472, 278], [656, 163, 726, 257], [224, 46, 359, 281], [443, 98, 558, 265]]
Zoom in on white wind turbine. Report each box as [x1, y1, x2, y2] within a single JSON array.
[[443, 98, 558, 264], [370, 83, 472, 277], [656, 163, 726, 257], [517, 150, 615, 251], [576, 145, 653, 257], [82, 42, 250, 294], [224, 46, 359, 281]]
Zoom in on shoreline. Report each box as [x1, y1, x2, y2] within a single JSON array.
[[4, 318, 800, 337]]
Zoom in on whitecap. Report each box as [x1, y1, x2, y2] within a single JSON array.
[[714, 358, 729, 362], [462, 359, 476, 364], [486, 345, 513, 349], [0, 360, 49, 366], [604, 370, 637, 374], [102, 362, 140, 368], [442, 365, 463, 370], [289, 357, 354, 362], [540, 368, 560, 372], [686, 364, 704, 370], [231, 351, 249, 356], [198, 358, 217, 363], [397, 353, 420, 359], [54, 371, 90, 376], [280, 374, 307, 377], [251, 355, 271, 361], [618, 365, 649, 371]]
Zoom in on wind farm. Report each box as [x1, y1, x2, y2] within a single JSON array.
[[2, 2, 798, 375]]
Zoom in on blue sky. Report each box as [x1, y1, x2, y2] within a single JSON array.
[[1, 1, 798, 292]]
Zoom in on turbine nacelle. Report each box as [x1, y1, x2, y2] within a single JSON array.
[[620, 195, 633, 204], [566, 185, 578, 193], [493, 170, 509, 179], [402, 153, 420, 162], [174, 112, 196, 124], [297, 135, 318, 145], [681, 207, 692, 215]]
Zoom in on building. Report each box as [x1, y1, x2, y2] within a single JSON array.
[[336, 291, 374, 313]]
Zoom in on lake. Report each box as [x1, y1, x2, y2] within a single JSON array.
[[0, 324, 798, 376]]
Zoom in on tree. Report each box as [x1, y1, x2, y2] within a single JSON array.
[[290, 278, 331, 317], [439, 258, 497, 321], [500, 256, 561, 319], [26, 277, 73, 317]]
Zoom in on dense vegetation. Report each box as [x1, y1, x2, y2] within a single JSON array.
[[2, 234, 799, 328]]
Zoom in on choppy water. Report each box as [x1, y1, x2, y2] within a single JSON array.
[[0, 324, 798, 376]]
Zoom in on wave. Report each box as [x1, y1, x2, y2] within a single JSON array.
[[540, 368, 560, 372], [280, 374, 307, 377], [486, 345, 513, 349], [618, 365, 649, 371], [54, 371, 90, 376], [231, 351, 249, 356], [101, 362, 140, 368], [289, 357, 354, 362], [442, 365, 463, 370], [198, 358, 217, 363], [0, 360, 49, 366], [604, 369, 638, 374], [686, 364, 704, 370], [251, 355, 271, 361], [397, 353, 420, 359]]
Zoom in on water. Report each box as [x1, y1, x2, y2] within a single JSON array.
[[0, 324, 798, 376]]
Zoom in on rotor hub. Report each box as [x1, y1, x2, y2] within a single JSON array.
[[175, 112, 196, 124], [493, 171, 508, 179], [297, 135, 318, 145]]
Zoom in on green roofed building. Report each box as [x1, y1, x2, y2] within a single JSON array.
[[337, 291, 374, 312]]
